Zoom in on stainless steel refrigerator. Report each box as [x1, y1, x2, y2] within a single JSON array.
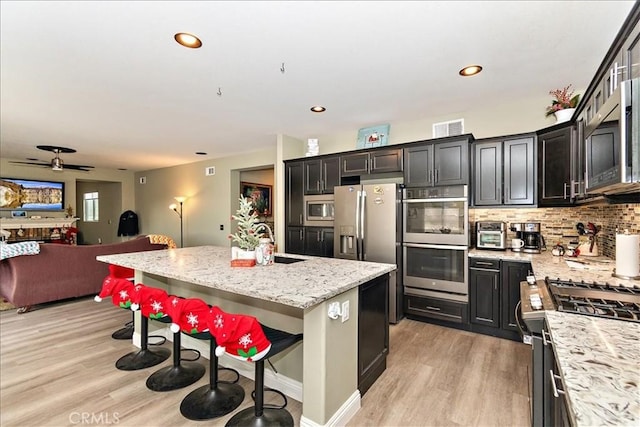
[[334, 183, 403, 323]]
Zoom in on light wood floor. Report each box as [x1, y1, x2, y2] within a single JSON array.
[[0, 298, 531, 427]]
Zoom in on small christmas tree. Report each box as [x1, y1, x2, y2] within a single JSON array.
[[228, 196, 265, 250]]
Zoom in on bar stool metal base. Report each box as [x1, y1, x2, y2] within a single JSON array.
[[180, 383, 245, 420], [115, 348, 170, 371], [146, 362, 205, 392], [225, 407, 294, 427], [111, 324, 134, 340]]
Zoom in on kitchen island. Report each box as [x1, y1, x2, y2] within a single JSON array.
[[97, 246, 396, 426]]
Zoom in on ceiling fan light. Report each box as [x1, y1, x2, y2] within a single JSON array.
[[51, 157, 63, 171]]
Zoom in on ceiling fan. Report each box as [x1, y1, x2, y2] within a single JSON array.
[[9, 145, 94, 172]]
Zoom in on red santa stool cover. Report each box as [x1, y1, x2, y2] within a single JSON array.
[[130, 286, 169, 319], [166, 298, 211, 335], [208, 306, 271, 362]]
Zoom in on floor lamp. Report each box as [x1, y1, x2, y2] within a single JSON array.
[[169, 196, 187, 248]]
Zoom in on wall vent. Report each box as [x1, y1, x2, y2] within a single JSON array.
[[433, 119, 464, 138], [205, 166, 216, 176]]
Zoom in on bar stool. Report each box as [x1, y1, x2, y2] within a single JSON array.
[[107, 265, 135, 340], [208, 306, 303, 427], [169, 299, 245, 420], [131, 291, 205, 392], [96, 281, 170, 370]]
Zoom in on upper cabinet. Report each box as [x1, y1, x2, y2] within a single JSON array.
[[304, 156, 340, 195], [285, 160, 304, 226], [472, 134, 535, 206], [340, 148, 403, 177], [537, 124, 580, 206], [404, 137, 470, 187]]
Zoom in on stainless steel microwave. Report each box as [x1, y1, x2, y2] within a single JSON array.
[[303, 194, 334, 226], [584, 77, 640, 195]]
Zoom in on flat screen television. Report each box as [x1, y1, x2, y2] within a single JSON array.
[[0, 177, 65, 210]]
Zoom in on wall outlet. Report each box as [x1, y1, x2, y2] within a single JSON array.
[[205, 166, 216, 176], [219, 224, 224, 231], [341, 301, 349, 322], [139, 176, 146, 184]]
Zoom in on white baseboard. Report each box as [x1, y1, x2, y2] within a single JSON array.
[[300, 390, 361, 427]]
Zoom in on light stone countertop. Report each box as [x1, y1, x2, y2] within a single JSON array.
[[470, 248, 640, 426], [545, 311, 640, 427], [97, 246, 396, 310], [468, 248, 638, 288]]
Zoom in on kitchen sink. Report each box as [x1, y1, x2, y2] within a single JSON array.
[[273, 256, 305, 264]]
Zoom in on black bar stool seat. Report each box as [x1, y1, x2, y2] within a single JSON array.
[[225, 324, 303, 427]]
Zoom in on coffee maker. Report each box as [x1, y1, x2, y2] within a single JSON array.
[[510, 222, 545, 254]]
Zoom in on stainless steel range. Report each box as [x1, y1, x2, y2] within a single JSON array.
[[519, 277, 640, 427]]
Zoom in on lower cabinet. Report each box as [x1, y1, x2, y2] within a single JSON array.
[[304, 227, 334, 258], [285, 226, 305, 255], [358, 274, 389, 396], [404, 294, 469, 324], [469, 257, 531, 341]]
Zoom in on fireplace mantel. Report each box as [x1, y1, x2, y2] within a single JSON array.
[[0, 217, 79, 230]]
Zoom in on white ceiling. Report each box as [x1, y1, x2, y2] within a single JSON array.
[[0, 1, 636, 172]]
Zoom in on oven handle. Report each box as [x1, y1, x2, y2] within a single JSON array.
[[403, 243, 468, 251], [403, 198, 468, 203]]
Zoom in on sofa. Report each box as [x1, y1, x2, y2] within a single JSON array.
[[0, 236, 168, 312]]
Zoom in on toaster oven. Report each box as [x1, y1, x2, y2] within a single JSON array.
[[476, 221, 507, 250]]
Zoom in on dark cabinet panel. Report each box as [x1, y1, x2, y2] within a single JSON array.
[[474, 141, 502, 205], [469, 259, 501, 328], [303, 227, 334, 258], [504, 137, 535, 205], [341, 149, 402, 177], [404, 138, 469, 187], [304, 156, 340, 194], [405, 294, 469, 324], [285, 226, 304, 255], [472, 135, 535, 206], [358, 274, 389, 396], [538, 126, 574, 206], [501, 261, 531, 332], [285, 161, 304, 226]]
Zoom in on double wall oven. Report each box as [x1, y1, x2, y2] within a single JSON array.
[[402, 185, 469, 303]]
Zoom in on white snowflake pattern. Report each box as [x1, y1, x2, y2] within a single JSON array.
[[187, 312, 199, 327], [119, 289, 129, 299], [214, 314, 224, 329], [171, 297, 179, 306], [238, 333, 252, 348], [151, 300, 163, 313]]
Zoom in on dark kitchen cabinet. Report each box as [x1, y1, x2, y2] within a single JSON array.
[[469, 258, 501, 328], [468, 258, 530, 341], [404, 294, 469, 324], [358, 273, 389, 396], [285, 161, 304, 226], [341, 149, 402, 177], [304, 156, 340, 195], [538, 125, 576, 206], [303, 227, 334, 258], [501, 260, 532, 332], [404, 137, 469, 187], [285, 226, 304, 255], [473, 135, 535, 206]]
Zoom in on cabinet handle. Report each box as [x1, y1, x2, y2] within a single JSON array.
[[317, 232, 320, 242], [299, 229, 303, 240], [299, 214, 303, 224], [475, 261, 494, 266], [563, 183, 568, 199], [317, 181, 320, 191], [428, 170, 433, 184], [435, 169, 439, 183], [495, 282, 497, 291], [425, 306, 441, 312], [549, 370, 566, 398]]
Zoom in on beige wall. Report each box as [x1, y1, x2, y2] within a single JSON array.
[[134, 149, 276, 248]]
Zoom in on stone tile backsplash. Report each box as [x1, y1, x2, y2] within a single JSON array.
[[470, 204, 639, 258]]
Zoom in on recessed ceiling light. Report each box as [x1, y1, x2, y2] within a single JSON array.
[[195, 152, 207, 155], [174, 33, 202, 49], [459, 65, 483, 76], [310, 106, 326, 113]]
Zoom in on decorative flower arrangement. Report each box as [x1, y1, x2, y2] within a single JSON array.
[[228, 196, 265, 251], [545, 85, 580, 117]]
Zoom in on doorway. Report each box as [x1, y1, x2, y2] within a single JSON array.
[[76, 180, 122, 244]]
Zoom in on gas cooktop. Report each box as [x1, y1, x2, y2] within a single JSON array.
[[545, 278, 640, 323]]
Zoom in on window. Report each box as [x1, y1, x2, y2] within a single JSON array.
[[83, 192, 99, 222]]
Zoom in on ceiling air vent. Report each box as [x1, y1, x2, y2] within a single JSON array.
[[205, 166, 216, 176], [433, 119, 464, 138]]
